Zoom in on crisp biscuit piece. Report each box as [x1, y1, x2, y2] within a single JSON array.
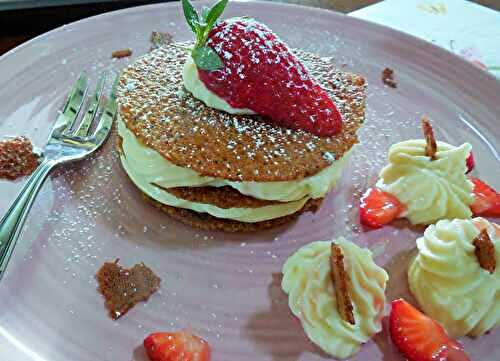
[[96, 259, 161, 319], [473, 229, 496, 274], [330, 243, 355, 325], [421, 117, 437, 160]]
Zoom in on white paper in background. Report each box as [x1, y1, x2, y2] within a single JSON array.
[[350, 0, 500, 77]]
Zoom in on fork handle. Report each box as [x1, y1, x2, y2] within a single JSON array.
[[0, 158, 56, 280]]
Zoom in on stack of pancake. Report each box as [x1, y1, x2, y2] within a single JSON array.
[[116, 43, 365, 232]]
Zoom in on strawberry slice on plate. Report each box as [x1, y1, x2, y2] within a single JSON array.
[[360, 188, 405, 228], [390, 299, 470, 361], [181, 0, 343, 137], [470, 177, 500, 217], [144, 331, 211, 361]]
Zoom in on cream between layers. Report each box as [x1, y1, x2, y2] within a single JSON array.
[[281, 239, 388, 359], [408, 218, 500, 338], [377, 139, 473, 225], [118, 118, 351, 222], [183, 56, 255, 115], [118, 116, 352, 202]]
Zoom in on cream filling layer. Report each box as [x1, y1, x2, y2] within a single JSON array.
[[182, 55, 255, 115], [282, 239, 388, 358], [118, 118, 328, 222], [117, 116, 352, 203]]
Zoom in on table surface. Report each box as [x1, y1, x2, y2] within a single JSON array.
[[0, 0, 498, 56]]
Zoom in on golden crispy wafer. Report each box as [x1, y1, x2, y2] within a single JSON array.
[[330, 243, 355, 325], [421, 117, 437, 160], [473, 228, 496, 274]]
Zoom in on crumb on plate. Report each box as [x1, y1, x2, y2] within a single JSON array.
[[381, 67, 397, 88], [0, 136, 39, 180], [112, 49, 133, 59]]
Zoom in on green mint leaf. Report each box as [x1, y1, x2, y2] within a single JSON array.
[[192, 46, 224, 71], [181, 0, 200, 34], [201, 6, 210, 21], [205, 0, 228, 31]]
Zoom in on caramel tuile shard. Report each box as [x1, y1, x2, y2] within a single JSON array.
[[473, 229, 496, 274], [421, 117, 437, 160], [330, 243, 355, 325]]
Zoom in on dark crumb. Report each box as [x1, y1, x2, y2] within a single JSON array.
[[150, 31, 173, 51], [96, 259, 161, 320], [381, 67, 397, 88], [473, 229, 496, 274], [330, 243, 355, 325], [0, 136, 39, 180], [111, 49, 133, 59]]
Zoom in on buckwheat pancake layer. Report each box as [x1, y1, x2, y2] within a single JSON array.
[[158, 185, 283, 209], [142, 192, 322, 232], [117, 42, 366, 182]]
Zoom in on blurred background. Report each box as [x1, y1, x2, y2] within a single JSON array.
[[0, 0, 499, 55]]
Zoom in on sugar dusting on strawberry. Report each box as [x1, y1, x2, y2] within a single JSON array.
[[199, 18, 342, 136], [181, 0, 342, 137]]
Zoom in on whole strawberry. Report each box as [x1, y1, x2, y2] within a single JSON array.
[[182, 0, 343, 137]]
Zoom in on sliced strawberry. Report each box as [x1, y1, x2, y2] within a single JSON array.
[[144, 331, 211, 361], [390, 299, 470, 361], [466, 152, 474, 173], [359, 188, 404, 228], [470, 177, 500, 217]]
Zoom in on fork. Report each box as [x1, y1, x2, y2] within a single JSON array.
[[0, 71, 118, 281]]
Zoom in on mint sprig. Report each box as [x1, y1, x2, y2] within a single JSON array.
[[181, 0, 228, 71]]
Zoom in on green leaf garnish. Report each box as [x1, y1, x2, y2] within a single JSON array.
[[204, 0, 228, 33], [192, 46, 224, 71], [181, 0, 200, 34], [181, 0, 229, 71], [201, 6, 211, 21]]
